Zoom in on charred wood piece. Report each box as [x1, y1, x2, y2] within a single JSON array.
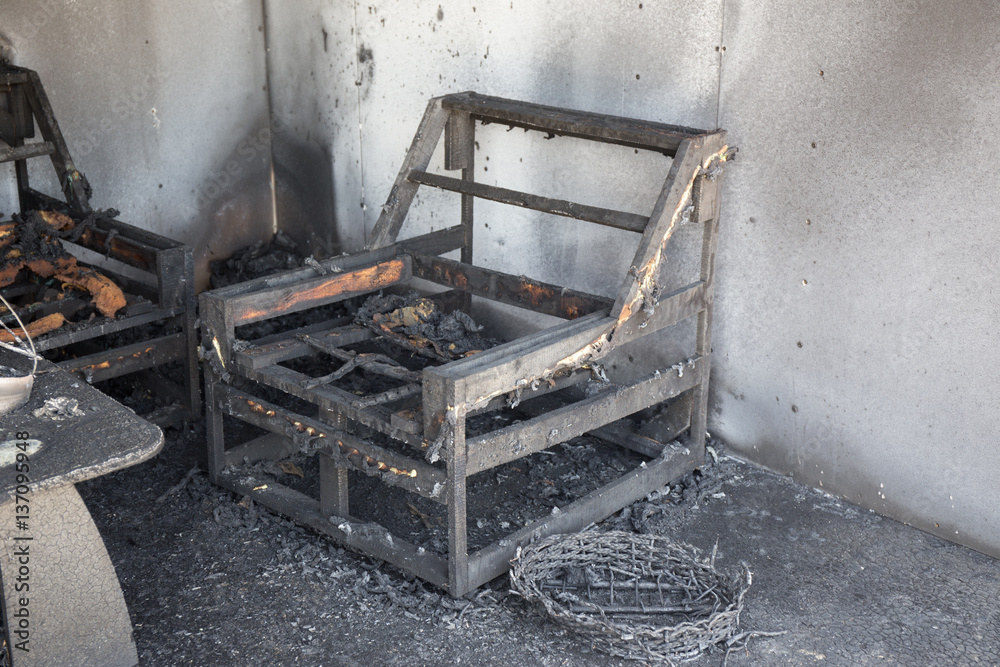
[[297, 334, 422, 388]]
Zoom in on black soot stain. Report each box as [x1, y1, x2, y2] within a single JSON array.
[[357, 44, 375, 95]]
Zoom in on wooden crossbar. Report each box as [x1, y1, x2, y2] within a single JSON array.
[[407, 170, 649, 233]]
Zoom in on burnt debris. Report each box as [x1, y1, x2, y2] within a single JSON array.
[[209, 230, 305, 289], [356, 292, 500, 360], [0, 209, 130, 333]]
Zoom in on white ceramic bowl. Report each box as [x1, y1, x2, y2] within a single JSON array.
[[0, 373, 33, 417]]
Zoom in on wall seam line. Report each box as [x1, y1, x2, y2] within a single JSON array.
[[715, 0, 728, 129]]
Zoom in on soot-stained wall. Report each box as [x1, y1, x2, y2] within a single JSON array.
[[712, 0, 1000, 557], [264, 0, 1000, 559], [0, 0, 274, 289]]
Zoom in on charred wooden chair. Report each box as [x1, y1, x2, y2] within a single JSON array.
[[201, 92, 731, 596], [0, 64, 198, 422]]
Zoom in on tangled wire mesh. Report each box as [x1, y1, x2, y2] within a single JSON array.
[[510, 531, 751, 664]]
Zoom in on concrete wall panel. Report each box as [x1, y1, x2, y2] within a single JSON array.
[[713, 0, 1000, 555]]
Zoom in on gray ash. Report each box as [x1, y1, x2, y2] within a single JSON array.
[[209, 231, 305, 289]]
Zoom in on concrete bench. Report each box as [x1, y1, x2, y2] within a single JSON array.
[[0, 356, 162, 667]]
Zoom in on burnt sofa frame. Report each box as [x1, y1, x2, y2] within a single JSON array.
[[201, 92, 731, 596], [0, 64, 199, 421]]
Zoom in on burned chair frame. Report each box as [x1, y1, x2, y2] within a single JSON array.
[[0, 64, 199, 421], [201, 92, 731, 596]]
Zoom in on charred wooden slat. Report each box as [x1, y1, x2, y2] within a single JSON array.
[[435, 281, 706, 409], [390, 406, 423, 434], [587, 422, 670, 458], [465, 445, 701, 592], [0, 141, 54, 163], [205, 366, 227, 480], [407, 170, 650, 233], [244, 363, 427, 450], [432, 310, 613, 404], [228, 256, 412, 326], [319, 453, 350, 518], [516, 392, 691, 458], [395, 225, 465, 256], [217, 385, 447, 502], [208, 226, 461, 302], [245, 316, 354, 347], [367, 97, 451, 249], [607, 280, 708, 342], [442, 91, 704, 155], [444, 110, 473, 171], [443, 110, 477, 271], [297, 337, 423, 386], [634, 391, 694, 446], [92, 216, 186, 252], [465, 359, 702, 474], [0, 283, 37, 299], [26, 189, 162, 271], [689, 141, 728, 462], [467, 367, 590, 417], [611, 133, 727, 326], [354, 384, 423, 408], [156, 246, 191, 309], [407, 251, 612, 320], [215, 469, 449, 589], [23, 69, 91, 212], [0, 71, 29, 86], [57, 332, 187, 383], [234, 323, 373, 371], [17, 297, 89, 321], [207, 245, 399, 299], [0, 84, 34, 143], [611, 140, 701, 323], [31, 305, 184, 352]]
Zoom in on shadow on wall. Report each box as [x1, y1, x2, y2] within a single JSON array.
[[188, 111, 339, 290], [188, 116, 275, 291], [272, 128, 337, 260]]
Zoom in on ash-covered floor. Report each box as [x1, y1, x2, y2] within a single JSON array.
[[76, 420, 1000, 666]]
